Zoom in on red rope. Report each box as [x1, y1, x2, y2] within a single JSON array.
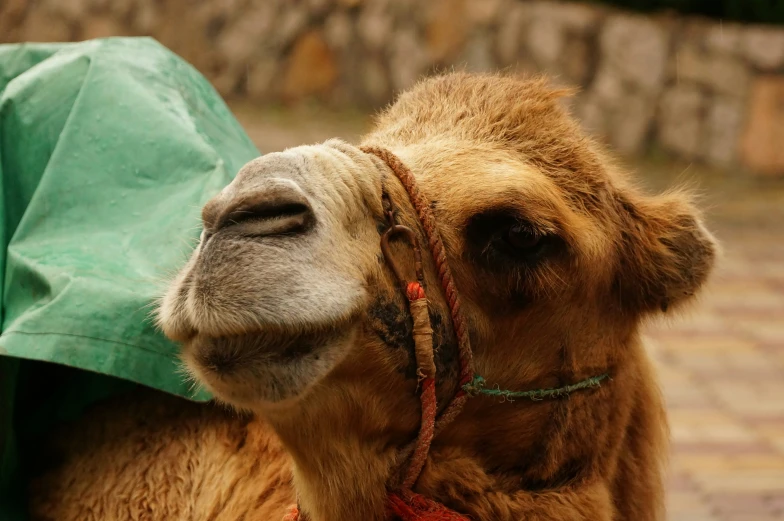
[[402, 281, 437, 489], [362, 146, 477, 518], [362, 146, 475, 430], [387, 491, 470, 521], [403, 376, 436, 488], [282, 148, 477, 521], [285, 489, 470, 521]]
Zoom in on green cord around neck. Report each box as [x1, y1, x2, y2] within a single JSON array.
[[462, 373, 609, 402]]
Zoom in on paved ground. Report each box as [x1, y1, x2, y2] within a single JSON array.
[[229, 102, 784, 521], [641, 164, 784, 521]]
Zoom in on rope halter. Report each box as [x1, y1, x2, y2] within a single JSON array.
[[284, 146, 608, 521]]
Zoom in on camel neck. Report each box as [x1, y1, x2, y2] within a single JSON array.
[[284, 435, 394, 521]]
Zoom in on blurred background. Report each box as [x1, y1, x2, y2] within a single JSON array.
[[2, 0, 783, 519]]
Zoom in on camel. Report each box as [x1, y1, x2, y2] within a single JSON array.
[[28, 72, 717, 521]]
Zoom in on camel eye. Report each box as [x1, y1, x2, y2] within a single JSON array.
[[504, 224, 542, 252], [466, 210, 558, 266]]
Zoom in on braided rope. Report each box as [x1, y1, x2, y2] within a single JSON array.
[[387, 490, 470, 521], [362, 145, 477, 491], [282, 146, 609, 521], [403, 377, 437, 488], [362, 146, 475, 388], [402, 281, 438, 489]]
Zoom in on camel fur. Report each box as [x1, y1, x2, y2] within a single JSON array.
[[29, 72, 717, 521]]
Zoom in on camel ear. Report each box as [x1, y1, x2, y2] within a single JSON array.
[[613, 192, 718, 315]]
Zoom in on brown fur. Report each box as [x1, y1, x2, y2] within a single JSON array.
[[29, 390, 293, 521], [29, 73, 717, 521]]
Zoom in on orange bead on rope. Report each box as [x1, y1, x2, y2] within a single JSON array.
[[281, 147, 479, 521], [364, 145, 477, 518], [406, 281, 426, 301], [402, 280, 437, 489]]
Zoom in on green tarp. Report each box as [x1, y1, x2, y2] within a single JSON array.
[[0, 37, 260, 518]]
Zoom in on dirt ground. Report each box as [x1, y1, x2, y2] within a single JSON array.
[[229, 101, 784, 521]]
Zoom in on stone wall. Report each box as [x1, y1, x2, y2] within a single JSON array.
[[3, 0, 784, 176]]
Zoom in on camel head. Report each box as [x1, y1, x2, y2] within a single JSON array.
[[158, 73, 716, 521]]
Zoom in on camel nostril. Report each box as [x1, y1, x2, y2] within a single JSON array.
[[218, 200, 315, 237], [205, 177, 316, 239], [226, 201, 310, 225]]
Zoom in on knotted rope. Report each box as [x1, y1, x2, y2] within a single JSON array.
[[365, 145, 477, 489], [282, 146, 608, 521]]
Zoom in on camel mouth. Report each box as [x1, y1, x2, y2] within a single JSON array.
[[190, 332, 323, 374], [157, 143, 387, 408], [181, 321, 358, 406]]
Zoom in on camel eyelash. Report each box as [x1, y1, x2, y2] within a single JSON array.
[[465, 210, 562, 268]]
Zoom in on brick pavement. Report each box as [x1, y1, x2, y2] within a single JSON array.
[[644, 177, 784, 521], [231, 104, 784, 520]]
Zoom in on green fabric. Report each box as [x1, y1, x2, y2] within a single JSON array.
[[0, 38, 260, 519]]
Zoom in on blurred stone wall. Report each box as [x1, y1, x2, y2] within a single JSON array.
[[3, 0, 784, 175]]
